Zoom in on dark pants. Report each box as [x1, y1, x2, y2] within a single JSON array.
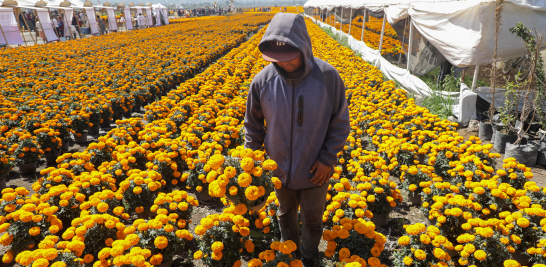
[[57, 27, 64, 37], [275, 182, 328, 260]]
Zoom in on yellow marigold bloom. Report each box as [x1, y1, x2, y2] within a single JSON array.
[[193, 251, 203, 259], [403, 256, 413, 265], [398, 236, 410, 246], [517, 217, 530, 228], [237, 173, 252, 187], [262, 159, 277, 171], [473, 250, 487, 261]]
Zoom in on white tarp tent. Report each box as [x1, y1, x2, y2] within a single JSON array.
[[74, 6, 98, 35], [103, 6, 117, 31], [145, 6, 152, 26], [162, 7, 168, 24], [123, 6, 132, 30], [303, 0, 546, 125]]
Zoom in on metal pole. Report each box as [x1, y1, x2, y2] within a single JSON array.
[[340, 7, 343, 32], [472, 65, 480, 90], [348, 8, 352, 35], [398, 16, 408, 65], [361, 8, 366, 42], [377, 14, 386, 54], [0, 23, 9, 47], [407, 20, 414, 72]]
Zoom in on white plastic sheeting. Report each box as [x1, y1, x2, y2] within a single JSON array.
[[145, 7, 152, 27], [36, 9, 58, 42], [162, 7, 169, 24], [123, 7, 133, 30], [305, 15, 476, 123], [105, 7, 117, 31], [386, 1, 546, 67], [0, 7, 25, 45]]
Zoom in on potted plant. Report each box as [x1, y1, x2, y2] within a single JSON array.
[[12, 130, 43, 174], [34, 127, 62, 165], [69, 110, 91, 144]]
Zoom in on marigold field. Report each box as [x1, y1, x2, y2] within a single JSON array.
[[0, 14, 544, 267]]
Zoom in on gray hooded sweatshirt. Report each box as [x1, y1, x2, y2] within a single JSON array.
[[244, 13, 350, 191]]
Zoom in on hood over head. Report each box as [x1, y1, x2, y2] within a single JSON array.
[[259, 13, 314, 83]]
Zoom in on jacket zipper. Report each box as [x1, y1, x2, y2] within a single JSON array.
[[298, 95, 303, 127], [287, 79, 295, 188]]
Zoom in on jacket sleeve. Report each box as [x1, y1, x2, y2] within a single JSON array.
[[244, 81, 265, 150], [317, 72, 350, 167]]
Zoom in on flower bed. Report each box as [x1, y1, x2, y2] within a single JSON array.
[[0, 15, 542, 267]]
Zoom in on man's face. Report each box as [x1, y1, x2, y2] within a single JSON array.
[[276, 53, 304, 73]]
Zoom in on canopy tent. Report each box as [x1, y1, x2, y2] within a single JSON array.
[[20, 6, 60, 42], [73, 6, 98, 34], [0, 7, 25, 45], [303, 0, 546, 124], [144, 6, 152, 26], [97, 6, 118, 31], [122, 6, 132, 30], [162, 7, 169, 24]]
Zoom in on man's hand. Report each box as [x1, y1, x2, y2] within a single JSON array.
[[310, 160, 331, 186]]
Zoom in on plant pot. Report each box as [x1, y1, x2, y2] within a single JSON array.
[[408, 194, 422, 206], [493, 131, 517, 154], [505, 141, 539, 166], [61, 142, 69, 153], [0, 175, 6, 192], [132, 104, 141, 113], [250, 199, 267, 212], [136, 209, 152, 220], [18, 161, 38, 175], [157, 259, 173, 267], [100, 118, 111, 129], [44, 151, 61, 165], [114, 113, 123, 121], [512, 250, 530, 266], [478, 121, 493, 141], [446, 249, 459, 258], [89, 125, 100, 135], [492, 122, 504, 146], [75, 132, 88, 144], [370, 213, 389, 227], [196, 187, 213, 202], [538, 141, 546, 167]]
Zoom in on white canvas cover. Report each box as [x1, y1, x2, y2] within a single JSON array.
[[145, 7, 152, 26], [82, 7, 98, 34], [154, 7, 160, 26], [123, 6, 133, 30], [106, 7, 117, 31], [162, 7, 169, 24], [36, 9, 59, 42], [0, 7, 25, 45], [61, 8, 73, 38], [386, 0, 546, 67]]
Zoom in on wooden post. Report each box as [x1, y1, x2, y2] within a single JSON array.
[[21, 9, 37, 44], [46, 7, 61, 38], [62, 11, 76, 40], [407, 20, 414, 72], [348, 8, 352, 35], [14, 9, 30, 46], [472, 65, 480, 91], [0, 23, 9, 47], [361, 8, 366, 42], [33, 9, 46, 43], [377, 14, 386, 54], [340, 7, 343, 32]]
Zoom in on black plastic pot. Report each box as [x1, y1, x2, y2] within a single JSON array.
[[493, 130, 517, 153], [537, 140, 546, 167], [479, 121, 493, 141], [505, 141, 539, 166]]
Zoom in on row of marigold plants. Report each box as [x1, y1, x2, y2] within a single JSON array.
[[0, 14, 274, 180], [0, 16, 543, 267]]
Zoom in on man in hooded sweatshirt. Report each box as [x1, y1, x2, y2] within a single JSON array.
[[244, 13, 350, 266]]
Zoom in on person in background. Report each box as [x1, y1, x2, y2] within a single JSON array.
[[57, 16, 64, 37], [97, 15, 107, 35], [137, 13, 146, 29], [51, 16, 59, 37], [35, 19, 46, 43], [72, 12, 80, 38]]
